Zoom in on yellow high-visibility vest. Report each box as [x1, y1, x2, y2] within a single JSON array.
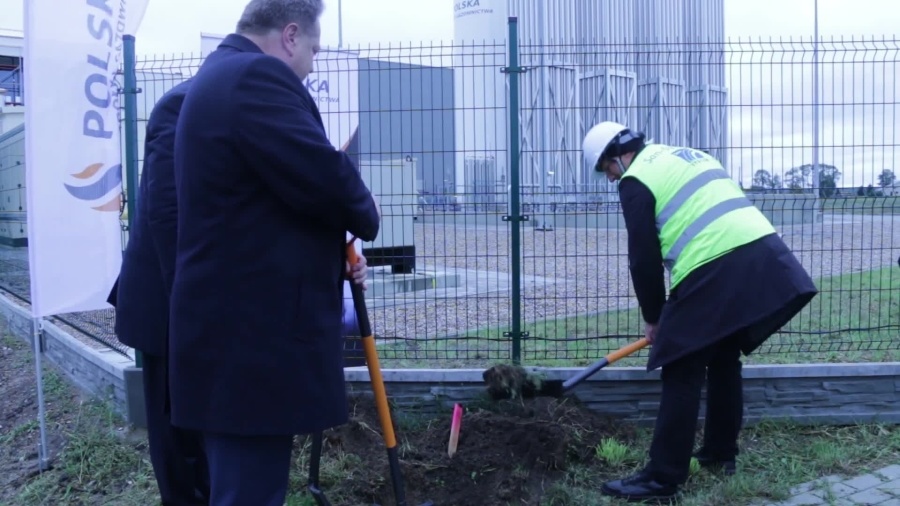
[[621, 144, 777, 288]]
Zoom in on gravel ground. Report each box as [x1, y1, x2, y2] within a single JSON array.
[[368, 213, 899, 341], [0, 212, 896, 356]]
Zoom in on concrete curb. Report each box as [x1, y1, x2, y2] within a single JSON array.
[[4, 293, 899, 428]]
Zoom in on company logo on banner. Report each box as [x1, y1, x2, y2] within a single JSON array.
[[24, 0, 149, 317], [305, 49, 360, 160], [64, 163, 124, 212], [303, 50, 362, 301], [304, 78, 337, 102], [455, 0, 493, 18]]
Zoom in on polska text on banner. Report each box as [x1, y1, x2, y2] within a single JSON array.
[[23, 0, 149, 317]]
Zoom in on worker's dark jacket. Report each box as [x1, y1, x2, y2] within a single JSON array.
[[619, 159, 819, 371]]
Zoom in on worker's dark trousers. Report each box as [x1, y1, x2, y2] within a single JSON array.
[[645, 332, 744, 485]]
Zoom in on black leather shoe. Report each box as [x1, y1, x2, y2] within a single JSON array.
[[600, 469, 679, 503], [693, 449, 736, 475]]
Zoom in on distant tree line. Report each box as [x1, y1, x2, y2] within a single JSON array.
[[749, 166, 896, 197]]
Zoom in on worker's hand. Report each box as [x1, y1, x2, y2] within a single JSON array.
[[644, 323, 659, 344], [347, 253, 368, 290]]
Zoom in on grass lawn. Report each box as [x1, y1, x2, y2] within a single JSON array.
[[376, 266, 900, 369], [821, 196, 900, 215]]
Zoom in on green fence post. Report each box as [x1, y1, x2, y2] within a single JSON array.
[[502, 17, 527, 365], [122, 35, 142, 368]]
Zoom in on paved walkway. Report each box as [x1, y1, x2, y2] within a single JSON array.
[[758, 464, 900, 505]]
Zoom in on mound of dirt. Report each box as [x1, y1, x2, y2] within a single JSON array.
[[305, 394, 639, 506]]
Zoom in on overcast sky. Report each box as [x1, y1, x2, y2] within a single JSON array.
[[3, 0, 897, 187], [4, 0, 893, 53]]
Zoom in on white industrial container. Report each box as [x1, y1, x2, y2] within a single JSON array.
[[359, 157, 418, 274]]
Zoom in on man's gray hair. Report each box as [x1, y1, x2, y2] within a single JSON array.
[[236, 0, 324, 36]]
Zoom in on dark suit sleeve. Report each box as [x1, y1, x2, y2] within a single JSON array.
[[233, 57, 380, 242], [106, 277, 118, 307], [143, 90, 184, 294], [619, 178, 667, 324]]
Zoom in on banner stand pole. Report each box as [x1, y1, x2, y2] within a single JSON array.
[[31, 317, 50, 471]]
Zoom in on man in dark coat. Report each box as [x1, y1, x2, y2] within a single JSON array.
[[167, 0, 380, 503], [581, 121, 818, 503], [110, 78, 210, 505]]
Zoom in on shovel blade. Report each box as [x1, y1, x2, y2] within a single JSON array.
[[533, 379, 565, 398]]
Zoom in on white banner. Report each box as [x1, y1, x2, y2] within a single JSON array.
[[23, 0, 149, 317], [308, 49, 360, 153], [308, 50, 366, 293]]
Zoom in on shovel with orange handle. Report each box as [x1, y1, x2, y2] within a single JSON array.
[[307, 237, 433, 506], [482, 337, 650, 400]]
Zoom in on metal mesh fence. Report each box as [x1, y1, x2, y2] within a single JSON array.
[[0, 24, 897, 366], [509, 34, 900, 366], [0, 125, 127, 355]]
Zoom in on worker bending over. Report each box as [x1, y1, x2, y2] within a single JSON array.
[[582, 121, 818, 503]]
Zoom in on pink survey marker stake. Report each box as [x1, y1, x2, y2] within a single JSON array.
[[447, 403, 464, 458]]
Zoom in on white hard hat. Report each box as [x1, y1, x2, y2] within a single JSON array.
[[582, 121, 629, 172]]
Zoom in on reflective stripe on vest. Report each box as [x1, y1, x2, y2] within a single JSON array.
[[662, 196, 755, 271], [656, 168, 734, 229], [621, 144, 776, 287]]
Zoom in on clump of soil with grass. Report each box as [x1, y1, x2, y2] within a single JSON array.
[[303, 394, 640, 506]]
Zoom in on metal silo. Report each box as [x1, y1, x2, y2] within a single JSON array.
[[573, 0, 638, 193], [508, 0, 640, 201], [452, 0, 509, 202], [683, 0, 729, 168], [632, 0, 687, 147], [508, 0, 581, 211], [451, 0, 727, 202]]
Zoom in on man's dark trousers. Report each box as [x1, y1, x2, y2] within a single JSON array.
[[200, 432, 295, 506], [109, 77, 208, 505], [645, 331, 744, 484], [142, 352, 209, 505]]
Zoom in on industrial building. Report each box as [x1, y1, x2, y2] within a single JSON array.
[[198, 34, 457, 273], [452, 0, 728, 211], [0, 0, 729, 245], [0, 30, 25, 247], [0, 29, 23, 107]]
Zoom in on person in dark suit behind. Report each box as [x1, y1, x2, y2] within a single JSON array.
[[110, 78, 210, 505], [167, 0, 380, 504]]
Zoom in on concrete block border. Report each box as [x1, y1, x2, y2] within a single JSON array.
[[343, 363, 900, 426], [0, 294, 135, 418], [3, 293, 899, 428]]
